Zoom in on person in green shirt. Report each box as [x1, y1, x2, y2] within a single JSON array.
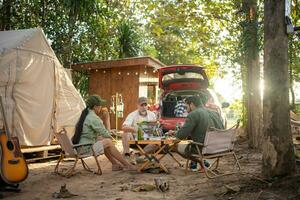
[[176, 93, 224, 158], [72, 95, 135, 171]]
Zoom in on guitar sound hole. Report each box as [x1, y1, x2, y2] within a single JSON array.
[[6, 141, 14, 151]]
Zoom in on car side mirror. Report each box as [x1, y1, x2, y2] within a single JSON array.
[[222, 102, 230, 108]]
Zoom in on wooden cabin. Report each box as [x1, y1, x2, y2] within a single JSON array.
[[71, 56, 165, 130]]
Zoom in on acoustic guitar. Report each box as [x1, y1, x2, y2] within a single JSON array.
[[0, 96, 28, 184]]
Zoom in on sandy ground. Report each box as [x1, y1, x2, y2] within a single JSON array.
[[2, 140, 299, 200]]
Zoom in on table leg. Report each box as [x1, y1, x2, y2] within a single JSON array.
[[136, 144, 151, 172], [152, 145, 169, 173], [136, 144, 169, 173], [158, 143, 182, 167]]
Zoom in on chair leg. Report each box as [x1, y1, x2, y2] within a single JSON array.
[[65, 157, 79, 178], [196, 158, 219, 179], [203, 153, 241, 179], [54, 153, 65, 174], [81, 159, 92, 172], [91, 148, 102, 175], [232, 152, 241, 171], [209, 158, 220, 171], [185, 159, 190, 175], [93, 156, 102, 175]]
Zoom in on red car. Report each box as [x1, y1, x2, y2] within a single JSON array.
[[157, 64, 226, 132]]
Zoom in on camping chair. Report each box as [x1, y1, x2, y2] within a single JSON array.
[[54, 129, 102, 177], [185, 121, 241, 179]]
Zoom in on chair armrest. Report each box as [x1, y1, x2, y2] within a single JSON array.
[[185, 141, 204, 156], [172, 139, 181, 144], [189, 141, 204, 147], [209, 127, 233, 132], [209, 127, 223, 131], [73, 143, 94, 148], [291, 119, 300, 126], [209, 119, 240, 132]]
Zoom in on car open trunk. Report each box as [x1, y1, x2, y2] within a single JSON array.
[[159, 90, 201, 131], [158, 65, 211, 131], [159, 65, 209, 91]]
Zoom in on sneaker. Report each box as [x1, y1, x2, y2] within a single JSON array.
[[124, 153, 137, 165], [204, 160, 210, 168], [124, 153, 131, 158], [189, 161, 198, 172], [135, 156, 147, 164]]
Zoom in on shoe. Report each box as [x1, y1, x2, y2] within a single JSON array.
[[135, 156, 147, 164], [124, 153, 137, 165], [124, 153, 131, 157], [124, 153, 132, 161], [189, 161, 198, 171], [204, 160, 210, 168]]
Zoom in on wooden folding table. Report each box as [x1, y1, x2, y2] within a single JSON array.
[[128, 139, 181, 173]]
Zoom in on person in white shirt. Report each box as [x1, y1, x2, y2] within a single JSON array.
[[122, 97, 156, 157]]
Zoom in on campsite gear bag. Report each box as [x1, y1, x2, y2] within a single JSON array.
[[0, 97, 28, 184]]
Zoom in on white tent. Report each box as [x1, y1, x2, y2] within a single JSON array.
[[0, 28, 85, 146]]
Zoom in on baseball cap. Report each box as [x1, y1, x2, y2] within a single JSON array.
[[86, 95, 107, 108], [138, 97, 148, 105]]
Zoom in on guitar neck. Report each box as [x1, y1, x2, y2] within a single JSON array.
[[0, 97, 12, 140]]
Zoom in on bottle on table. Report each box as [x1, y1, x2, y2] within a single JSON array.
[[137, 125, 143, 140]]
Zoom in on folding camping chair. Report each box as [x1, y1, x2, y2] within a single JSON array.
[[54, 129, 102, 177], [185, 121, 241, 178]]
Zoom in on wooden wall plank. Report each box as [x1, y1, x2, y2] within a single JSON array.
[[88, 64, 159, 130]]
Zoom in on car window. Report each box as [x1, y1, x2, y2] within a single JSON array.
[[162, 72, 204, 82]]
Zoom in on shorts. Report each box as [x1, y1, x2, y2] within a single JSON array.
[[92, 140, 105, 155], [177, 143, 189, 158], [77, 140, 104, 155]]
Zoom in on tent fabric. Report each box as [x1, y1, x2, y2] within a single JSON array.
[[0, 28, 85, 146]]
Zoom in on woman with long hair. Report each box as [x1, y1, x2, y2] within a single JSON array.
[[72, 95, 135, 171]]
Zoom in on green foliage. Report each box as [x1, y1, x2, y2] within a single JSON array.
[[117, 20, 141, 58], [226, 99, 244, 127], [289, 0, 300, 82], [287, 0, 300, 106], [2, 0, 298, 114], [294, 104, 300, 116], [0, 0, 145, 97], [72, 71, 89, 99]]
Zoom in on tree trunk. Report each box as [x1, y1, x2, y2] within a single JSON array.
[[263, 0, 295, 178], [243, 0, 262, 149], [241, 65, 248, 129], [41, 0, 46, 28], [1, 0, 12, 30], [62, 10, 76, 68], [289, 40, 295, 109]]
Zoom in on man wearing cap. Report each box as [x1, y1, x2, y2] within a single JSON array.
[[122, 97, 157, 157]]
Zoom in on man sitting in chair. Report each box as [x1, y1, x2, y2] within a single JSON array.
[[122, 97, 157, 158], [174, 94, 224, 171]]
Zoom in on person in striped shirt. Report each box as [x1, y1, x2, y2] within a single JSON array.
[[174, 96, 187, 117]]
